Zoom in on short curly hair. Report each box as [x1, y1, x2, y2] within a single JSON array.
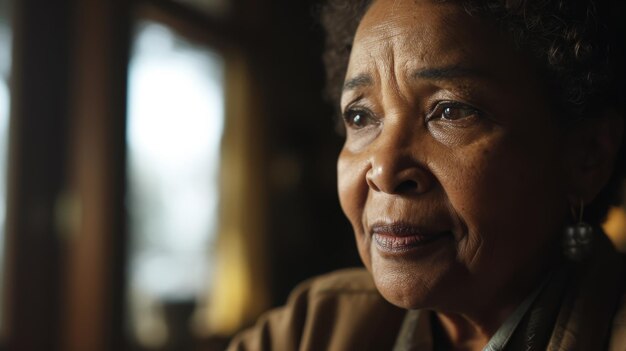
[[321, 0, 626, 225]]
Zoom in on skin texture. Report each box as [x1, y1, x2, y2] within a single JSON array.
[[335, 0, 622, 348]]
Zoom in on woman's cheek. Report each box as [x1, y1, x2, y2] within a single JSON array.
[[337, 148, 369, 231], [431, 135, 507, 266], [338, 147, 376, 269]]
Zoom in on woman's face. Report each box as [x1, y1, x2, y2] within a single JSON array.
[[338, 0, 570, 312]]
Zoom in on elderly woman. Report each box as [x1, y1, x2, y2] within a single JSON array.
[[229, 0, 626, 350]]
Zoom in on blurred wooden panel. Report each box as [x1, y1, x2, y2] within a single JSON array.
[[3, 0, 72, 349], [61, 0, 130, 350]]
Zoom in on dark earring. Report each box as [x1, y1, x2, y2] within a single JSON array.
[[563, 200, 594, 261]]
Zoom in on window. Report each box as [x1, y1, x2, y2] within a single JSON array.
[[126, 20, 225, 348], [0, 0, 12, 334]]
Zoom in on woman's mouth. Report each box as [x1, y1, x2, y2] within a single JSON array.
[[371, 223, 452, 254]]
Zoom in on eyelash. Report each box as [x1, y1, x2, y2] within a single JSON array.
[[342, 101, 482, 130], [426, 101, 482, 122]]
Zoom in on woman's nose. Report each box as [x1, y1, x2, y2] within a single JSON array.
[[365, 142, 434, 195]]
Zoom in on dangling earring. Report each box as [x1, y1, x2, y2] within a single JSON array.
[[563, 200, 594, 261]]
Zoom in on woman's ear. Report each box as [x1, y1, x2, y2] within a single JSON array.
[[564, 109, 624, 204]]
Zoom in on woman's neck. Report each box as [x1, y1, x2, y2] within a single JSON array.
[[433, 310, 507, 351], [433, 254, 558, 351]]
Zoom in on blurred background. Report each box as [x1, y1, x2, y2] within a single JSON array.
[[0, 0, 624, 350]]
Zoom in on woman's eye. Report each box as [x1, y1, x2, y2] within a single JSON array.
[[343, 109, 376, 129], [430, 102, 481, 122]]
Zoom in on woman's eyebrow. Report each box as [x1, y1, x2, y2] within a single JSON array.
[[343, 66, 483, 93], [343, 74, 373, 92], [413, 65, 483, 81]]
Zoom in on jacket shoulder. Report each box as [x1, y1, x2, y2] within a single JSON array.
[[299, 267, 379, 295], [228, 268, 405, 351]]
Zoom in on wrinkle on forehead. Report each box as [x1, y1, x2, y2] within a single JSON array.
[[352, 0, 466, 69], [358, 0, 457, 34], [346, 0, 518, 93]]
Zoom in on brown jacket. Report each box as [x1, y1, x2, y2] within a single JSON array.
[[229, 237, 626, 351]]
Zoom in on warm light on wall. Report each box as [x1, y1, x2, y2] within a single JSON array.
[[203, 228, 254, 334], [604, 207, 626, 253], [201, 54, 270, 337]]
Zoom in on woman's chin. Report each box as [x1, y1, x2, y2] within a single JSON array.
[[375, 277, 433, 309], [366, 238, 459, 310]]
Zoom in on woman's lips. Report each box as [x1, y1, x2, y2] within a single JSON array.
[[370, 223, 451, 253]]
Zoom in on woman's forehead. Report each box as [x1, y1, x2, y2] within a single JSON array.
[[347, 0, 525, 91], [354, 0, 491, 58], [356, 0, 456, 42]]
